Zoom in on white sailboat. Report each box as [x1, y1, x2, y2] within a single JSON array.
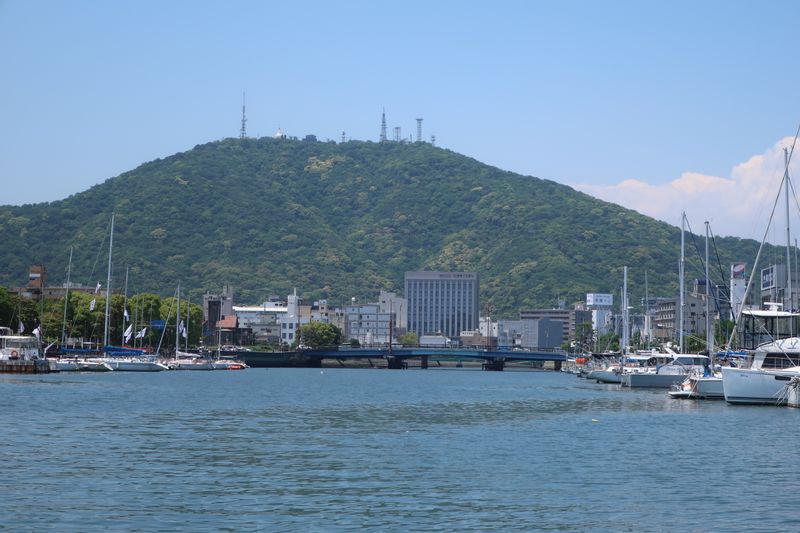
[[98, 214, 168, 372], [51, 247, 113, 372], [670, 220, 725, 399], [723, 146, 800, 403], [169, 284, 213, 370]]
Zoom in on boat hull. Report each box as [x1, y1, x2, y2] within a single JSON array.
[[722, 367, 795, 405], [622, 372, 687, 388], [668, 376, 724, 399], [593, 370, 621, 384], [103, 359, 169, 372]]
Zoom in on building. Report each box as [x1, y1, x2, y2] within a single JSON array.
[[497, 318, 563, 350], [13, 264, 96, 300], [730, 262, 747, 319], [344, 291, 407, 346], [377, 290, 407, 330], [518, 308, 592, 344], [203, 285, 234, 345], [759, 263, 800, 311], [405, 271, 479, 339], [345, 303, 391, 345], [653, 292, 706, 343], [233, 299, 288, 345], [585, 293, 613, 336]]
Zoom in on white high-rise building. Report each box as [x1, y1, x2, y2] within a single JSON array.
[[730, 262, 747, 320]]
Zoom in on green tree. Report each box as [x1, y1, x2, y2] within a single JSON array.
[[297, 321, 342, 348], [397, 331, 418, 346], [597, 331, 619, 352]]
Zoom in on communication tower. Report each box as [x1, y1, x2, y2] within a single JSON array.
[[380, 109, 387, 142], [240, 92, 247, 139], [416, 118, 423, 142], [430, 134, 436, 146], [393, 126, 401, 142], [341, 131, 346, 143]]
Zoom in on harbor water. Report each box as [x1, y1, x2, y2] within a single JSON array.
[[3, 368, 800, 532]]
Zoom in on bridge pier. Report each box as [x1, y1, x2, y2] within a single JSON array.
[[553, 360, 562, 372], [482, 359, 505, 371], [386, 356, 407, 370], [420, 355, 428, 369]]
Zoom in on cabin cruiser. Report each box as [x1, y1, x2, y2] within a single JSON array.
[[621, 355, 712, 388], [722, 337, 800, 405]]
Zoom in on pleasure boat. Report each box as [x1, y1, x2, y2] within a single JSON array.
[[722, 337, 800, 405], [621, 355, 711, 388]]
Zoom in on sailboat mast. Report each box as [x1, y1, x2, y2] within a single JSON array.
[[185, 297, 190, 352], [121, 266, 129, 345], [644, 270, 650, 349], [622, 266, 629, 356], [679, 212, 685, 354], [705, 221, 713, 355], [103, 214, 114, 350], [61, 247, 73, 347], [175, 283, 180, 357], [785, 148, 793, 321]]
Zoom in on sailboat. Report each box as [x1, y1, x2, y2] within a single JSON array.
[[50, 247, 113, 372], [669, 220, 725, 399], [722, 145, 800, 404], [623, 215, 711, 388], [98, 214, 168, 372], [169, 284, 213, 370]]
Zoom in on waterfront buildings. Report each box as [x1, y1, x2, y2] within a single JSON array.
[[497, 318, 563, 350], [344, 291, 406, 346], [585, 293, 613, 336], [518, 308, 592, 344], [405, 271, 479, 339]]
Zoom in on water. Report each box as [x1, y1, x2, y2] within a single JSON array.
[[3, 368, 800, 532]]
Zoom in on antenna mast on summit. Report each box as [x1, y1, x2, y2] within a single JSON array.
[[380, 109, 387, 142], [416, 118, 423, 142], [240, 92, 247, 139]]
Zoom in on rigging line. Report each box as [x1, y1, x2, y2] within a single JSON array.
[[84, 216, 112, 289], [727, 123, 800, 347], [155, 286, 178, 356], [683, 217, 711, 287]]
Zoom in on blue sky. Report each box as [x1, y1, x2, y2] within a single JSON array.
[[2, 0, 800, 240]]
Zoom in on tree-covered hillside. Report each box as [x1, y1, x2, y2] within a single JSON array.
[[0, 137, 769, 317]]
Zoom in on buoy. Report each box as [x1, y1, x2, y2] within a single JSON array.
[[591, 419, 599, 422]]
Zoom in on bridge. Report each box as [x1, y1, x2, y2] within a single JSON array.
[[230, 346, 567, 371]]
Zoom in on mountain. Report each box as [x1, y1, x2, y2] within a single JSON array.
[[0, 137, 767, 316]]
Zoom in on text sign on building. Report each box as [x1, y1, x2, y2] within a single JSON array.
[[586, 293, 613, 307], [761, 265, 775, 291]]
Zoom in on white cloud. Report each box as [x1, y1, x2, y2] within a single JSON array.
[[573, 137, 800, 241]]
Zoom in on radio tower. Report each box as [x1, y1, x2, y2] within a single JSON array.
[[379, 108, 387, 142], [416, 118, 423, 142], [239, 92, 247, 139], [393, 126, 401, 142]]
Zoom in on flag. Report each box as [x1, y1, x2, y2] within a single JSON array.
[[124, 324, 133, 343], [32, 326, 40, 339], [179, 320, 187, 339], [89, 299, 96, 311], [95, 282, 101, 294], [18, 320, 24, 334], [124, 307, 129, 322], [135, 327, 147, 339]]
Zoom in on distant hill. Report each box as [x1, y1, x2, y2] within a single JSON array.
[[0, 137, 767, 316]]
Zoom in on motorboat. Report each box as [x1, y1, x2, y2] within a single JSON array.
[[621, 355, 712, 388], [722, 337, 800, 405]]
